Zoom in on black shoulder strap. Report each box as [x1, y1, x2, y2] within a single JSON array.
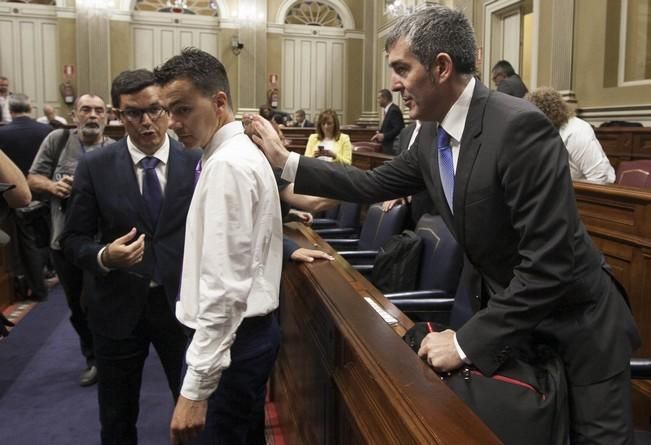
[[53, 129, 70, 167]]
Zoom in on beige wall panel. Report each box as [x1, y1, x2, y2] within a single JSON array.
[[300, 40, 312, 110], [18, 21, 37, 100], [179, 30, 193, 52], [42, 22, 59, 103], [110, 21, 131, 82], [132, 27, 155, 70], [0, 20, 16, 81], [344, 0, 363, 29], [314, 40, 328, 112], [282, 39, 296, 110], [160, 29, 175, 64], [331, 41, 345, 111], [536, 0, 552, 88], [199, 32, 218, 57], [574, 0, 651, 108]]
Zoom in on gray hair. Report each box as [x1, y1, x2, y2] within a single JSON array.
[[8, 93, 30, 114], [385, 4, 477, 75]]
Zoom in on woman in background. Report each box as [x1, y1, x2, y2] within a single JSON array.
[[527, 87, 615, 184], [304, 109, 352, 164]]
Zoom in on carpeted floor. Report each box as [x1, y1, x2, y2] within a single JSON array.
[[0, 285, 285, 444]]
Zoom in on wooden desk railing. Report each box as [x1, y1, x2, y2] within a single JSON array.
[[573, 182, 651, 356], [594, 126, 651, 169], [573, 182, 651, 430], [273, 223, 500, 445]]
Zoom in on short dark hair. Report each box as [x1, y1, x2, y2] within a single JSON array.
[[8, 93, 30, 114], [492, 60, 516, 77], [378, 89, 392, 102], [154, 47, 232, 107], [111, 69, 156, 109], [385, 5, 476, 75]]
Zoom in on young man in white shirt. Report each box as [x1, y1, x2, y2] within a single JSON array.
[[155, 48, 283, 445]]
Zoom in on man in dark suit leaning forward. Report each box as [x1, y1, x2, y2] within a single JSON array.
[[61, 69, 201, 445], [252, 5, 640, 444]]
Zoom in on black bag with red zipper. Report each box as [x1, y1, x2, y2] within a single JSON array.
[[404, 323, 569, 445]]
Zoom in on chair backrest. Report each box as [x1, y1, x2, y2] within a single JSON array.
[[335, 202, 361, 229], [616, 160, 651, 188], [323, 205, 339, 220], [357, 203, 408, 250], [414, 214, 463, 294]]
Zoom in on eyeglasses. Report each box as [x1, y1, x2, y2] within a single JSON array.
[[118, 106, 166, 123]]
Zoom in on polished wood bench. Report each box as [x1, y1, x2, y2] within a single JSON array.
[[273, 222, 500, 444]]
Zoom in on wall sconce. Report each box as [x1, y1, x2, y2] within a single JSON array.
[[231, 35, 244, 55]]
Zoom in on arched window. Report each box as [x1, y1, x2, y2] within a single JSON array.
[[134, 0, 219, 16], [284, 1, 343, 28]]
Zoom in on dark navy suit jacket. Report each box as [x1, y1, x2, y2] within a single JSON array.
[[61, 137, 201, 339], [0, 116, 52, 175]]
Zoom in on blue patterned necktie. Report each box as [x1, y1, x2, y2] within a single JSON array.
[[140, 156, 163, 225], [437, 127, 455, 213]]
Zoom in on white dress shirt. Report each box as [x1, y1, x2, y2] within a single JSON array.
[[0, 96, 11, 123], [282, 78, 477, 362], [559, 116, 615, 184], [406, 120, 422, 151], [177, 121, 283, 401]]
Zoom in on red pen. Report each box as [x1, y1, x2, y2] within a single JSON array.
[[426, 322, 434, 333]]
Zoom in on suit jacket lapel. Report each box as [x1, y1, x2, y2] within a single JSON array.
[[453, 82, 489, 247]]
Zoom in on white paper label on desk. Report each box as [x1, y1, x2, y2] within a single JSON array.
[[364, 297, 398, 325]]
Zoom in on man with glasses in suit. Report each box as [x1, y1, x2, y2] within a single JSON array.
[[61, 69, 200, 445]]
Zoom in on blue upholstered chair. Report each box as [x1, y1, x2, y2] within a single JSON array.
[[325, 203, 408, 273], [312, 202, 361, 234], [386, 214, 463, 324]]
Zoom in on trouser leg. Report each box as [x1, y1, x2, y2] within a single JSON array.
[[191, 315, 281, 445], [13, 217, 47, 300], [144, 286, 186, 401], [569, 366, 635, 445], [94, 329, 148, 445], [51, 249, 95, 365]]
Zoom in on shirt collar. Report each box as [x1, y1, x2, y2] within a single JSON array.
[[384, 103, 392, 113], [127, 134, 170, 166], [439, 76, 475, 144], [203, 120, 244, 161]]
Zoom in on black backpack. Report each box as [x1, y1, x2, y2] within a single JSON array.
[[371, 230, 423, 293]]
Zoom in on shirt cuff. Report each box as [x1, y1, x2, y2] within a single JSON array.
[[180, 366, 222, 401], [453, 333, 471, 364], [97, 246, 111, 272], [281, 152, 300, 183]]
